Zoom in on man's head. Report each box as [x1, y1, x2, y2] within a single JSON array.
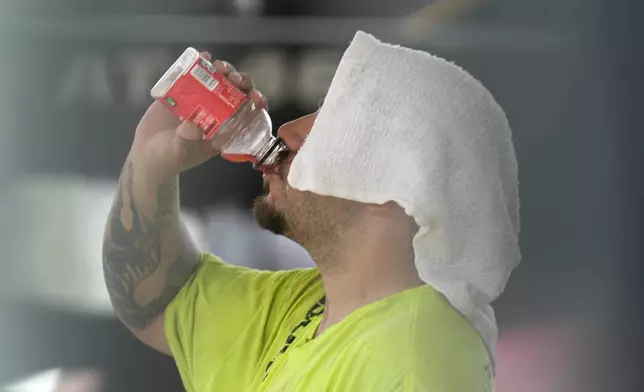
[[253, 111, 417, 262]]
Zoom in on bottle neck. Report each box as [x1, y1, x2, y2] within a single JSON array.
[[254, 138, 290, 170]]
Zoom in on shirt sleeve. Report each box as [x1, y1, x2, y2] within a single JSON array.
[[164, 253, 321, 392]]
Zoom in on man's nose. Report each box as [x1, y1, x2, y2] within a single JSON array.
[[277, 113, 317, 151]]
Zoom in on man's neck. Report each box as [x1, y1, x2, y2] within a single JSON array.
[[312, 233, 424, 335]]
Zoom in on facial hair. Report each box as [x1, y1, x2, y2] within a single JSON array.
[[252, 196, 288, 235], [253, 161, 291, 235]]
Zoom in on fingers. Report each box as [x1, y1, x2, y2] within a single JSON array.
[[228, 72, 255, 92], [213, 59, 259, 92], [248, 90, 268, 110], [212, 58, 269, 109], [213, 60, 235, 76]]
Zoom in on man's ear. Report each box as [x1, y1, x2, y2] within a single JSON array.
[[366, 201, 419, 230]]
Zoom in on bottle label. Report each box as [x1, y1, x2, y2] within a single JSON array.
[[158, 56, 248, 139]]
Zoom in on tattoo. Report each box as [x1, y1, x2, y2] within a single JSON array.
[[102, 160, 199, 330]]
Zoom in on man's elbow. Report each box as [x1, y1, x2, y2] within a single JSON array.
[[123, 312, 173, 356]]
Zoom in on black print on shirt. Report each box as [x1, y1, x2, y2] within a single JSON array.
[[263, 296, 326, 381]]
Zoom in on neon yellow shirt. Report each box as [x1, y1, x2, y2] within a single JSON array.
[[165, 254, 493, 391]]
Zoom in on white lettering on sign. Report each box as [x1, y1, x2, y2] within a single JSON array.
[[237, 50, 288, 107], [297, 50, 341, 108], [57, 52, 112, 106], [120, 50, 175, 106], [56, 48, 341, 110]]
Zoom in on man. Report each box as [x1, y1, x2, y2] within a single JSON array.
[[103, 32, 519, 391]]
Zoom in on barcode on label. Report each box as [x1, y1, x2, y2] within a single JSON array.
[[191, 66, 220, 91]]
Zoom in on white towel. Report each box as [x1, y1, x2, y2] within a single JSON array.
[[288, 31, 521, 364]]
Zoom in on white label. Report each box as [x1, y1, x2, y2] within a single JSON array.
[[190, 65, 220, 91]]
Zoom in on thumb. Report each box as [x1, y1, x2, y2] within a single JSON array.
[[175, 121, 204, 141], [175, 121, 220, 155], [171, 122, 220, 168]]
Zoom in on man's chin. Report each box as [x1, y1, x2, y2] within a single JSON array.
[[252, 196, 288, 236]]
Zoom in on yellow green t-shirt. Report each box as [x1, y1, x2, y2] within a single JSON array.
[[165, 253, 493, 391]]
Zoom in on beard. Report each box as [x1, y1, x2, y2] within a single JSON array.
[[253, 189, 363, 269], [252, 162, 361, 260], [253, 165, 291, 236], [252, 196, 288, 236]]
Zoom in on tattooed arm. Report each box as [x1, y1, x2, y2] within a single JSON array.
[[103, 55, 265, 354], [103, 155, 200, 354]]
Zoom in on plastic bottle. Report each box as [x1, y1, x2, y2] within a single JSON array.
[[150, 47, 290, 170]]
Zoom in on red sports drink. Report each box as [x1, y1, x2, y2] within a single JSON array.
[[150, 48, 289, 169]]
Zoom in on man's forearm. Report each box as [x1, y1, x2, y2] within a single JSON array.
[[102, 156, 200, 331]]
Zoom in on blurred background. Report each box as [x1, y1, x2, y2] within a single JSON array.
[[0, 0, 642, 391]]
